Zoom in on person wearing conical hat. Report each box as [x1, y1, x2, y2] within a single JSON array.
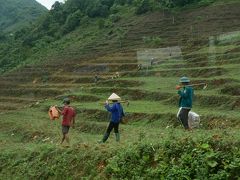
[[176, 77, 194, 130], [99, 93, 125, 143]]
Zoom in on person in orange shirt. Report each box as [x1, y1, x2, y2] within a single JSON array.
[[56, 98, 76, 145]]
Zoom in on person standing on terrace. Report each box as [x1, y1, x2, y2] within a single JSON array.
[[99, 93, 125, 143], [56, 98, 76, 146], [176, 77, 194, 130]]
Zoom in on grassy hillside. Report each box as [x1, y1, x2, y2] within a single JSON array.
[[1, 0, 240, 179], [0, 0, 47, 32], [0, 0, 222, 73]]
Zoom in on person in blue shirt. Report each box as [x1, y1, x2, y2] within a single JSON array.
[[176, 77, 194, 130], [99, 94, 125, 143]]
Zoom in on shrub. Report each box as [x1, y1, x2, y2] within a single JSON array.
[[143, 36, 163, 46], [134, 0, 152, 14], [62, 10, 83, 34], [97, 19, 105, 29], [109, 14, 121, 23], [105, 137, 240, 179]]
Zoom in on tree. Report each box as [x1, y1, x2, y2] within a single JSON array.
[[62, 10, 83, 34], [87, 1, 109, 18], [134, 0, 152, 15], [51, 1, 62, 10], [50, 1, 66, 24], [101, 0, 115, 8]]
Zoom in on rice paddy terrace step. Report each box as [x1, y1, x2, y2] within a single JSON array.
[[95, 79, 143, 88], [184, 52, 240, 63], [90, 59, 137, 64], [83, 83, 240, 110], [90, 56, 137, 64], [123, 3, 240, 47], [0, 97, 37, 104], [86, 87, 172, 101], [19, 83, 80, 89], [72, 63, 138, 73], [162, 58, 240, 69], [0, 104, 19, 111], [79, 108, 240, 129], [51, 73, 116, 82], [125, 67, 226, 78], [0, 98, 41, 112], [0, 80, 21, 88], [50, 75, 93, 83], [55, 94, 100, 102], [0, 87, 65, 98]]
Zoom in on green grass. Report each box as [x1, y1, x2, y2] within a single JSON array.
[[1, 102, 240, 178], [1, 1, 240, 178]]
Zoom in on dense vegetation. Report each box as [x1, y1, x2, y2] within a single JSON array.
[[1, 133, 239, 179], [0, 0, 217, 73], [0, 0, 47, 32], [15, 0, 215, 45]]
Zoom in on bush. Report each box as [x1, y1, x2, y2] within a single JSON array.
[[143, 36, 163, 46], [134, 0, 152, 14], [109, 14, 121, 23], [101, 0, 115, 7], [105, 137, 240, 179], [110, 4, 121, 14], [87, 1, 109, 18], [97, 19, 105, 29], [62, 10, 83, 34]]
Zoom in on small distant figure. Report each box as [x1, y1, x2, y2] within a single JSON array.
[[137, 64, 142, 71], [111, 72, 120, 79], [56, 98, 76, 146], [32, 78, 38, 84], [150, 58, 154, 66], [94, 74, 99, 83], [115, 72, 120, 78]]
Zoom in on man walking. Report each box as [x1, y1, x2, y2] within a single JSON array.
[[176, 77, 194, 130], [57, 98, 76, 145]]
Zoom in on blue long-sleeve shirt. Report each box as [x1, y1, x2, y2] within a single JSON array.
[[105, 103, 124, 123], [178, 86, 194, 108]]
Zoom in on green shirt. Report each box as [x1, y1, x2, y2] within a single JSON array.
[[178, 86, 194, 108]]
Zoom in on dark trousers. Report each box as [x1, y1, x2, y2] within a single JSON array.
[[106, 122, 119, 133], [178, 108, 191, 129], [102, 122, 120, 143]]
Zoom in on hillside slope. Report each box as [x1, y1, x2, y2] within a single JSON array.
[[0, 1, 240, 179], [0, 0, 47, 32]]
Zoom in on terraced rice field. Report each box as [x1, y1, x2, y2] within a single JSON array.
[[1, 2, 240, 178]]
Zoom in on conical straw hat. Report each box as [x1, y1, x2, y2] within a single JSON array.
[[108, 93, 121, 101]]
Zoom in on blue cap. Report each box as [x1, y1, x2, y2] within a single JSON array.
[[180, 77, 190, 83]]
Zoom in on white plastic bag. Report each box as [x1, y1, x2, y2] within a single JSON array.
[[176, 108, 200, 128], [188, 111, 200, 128]]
